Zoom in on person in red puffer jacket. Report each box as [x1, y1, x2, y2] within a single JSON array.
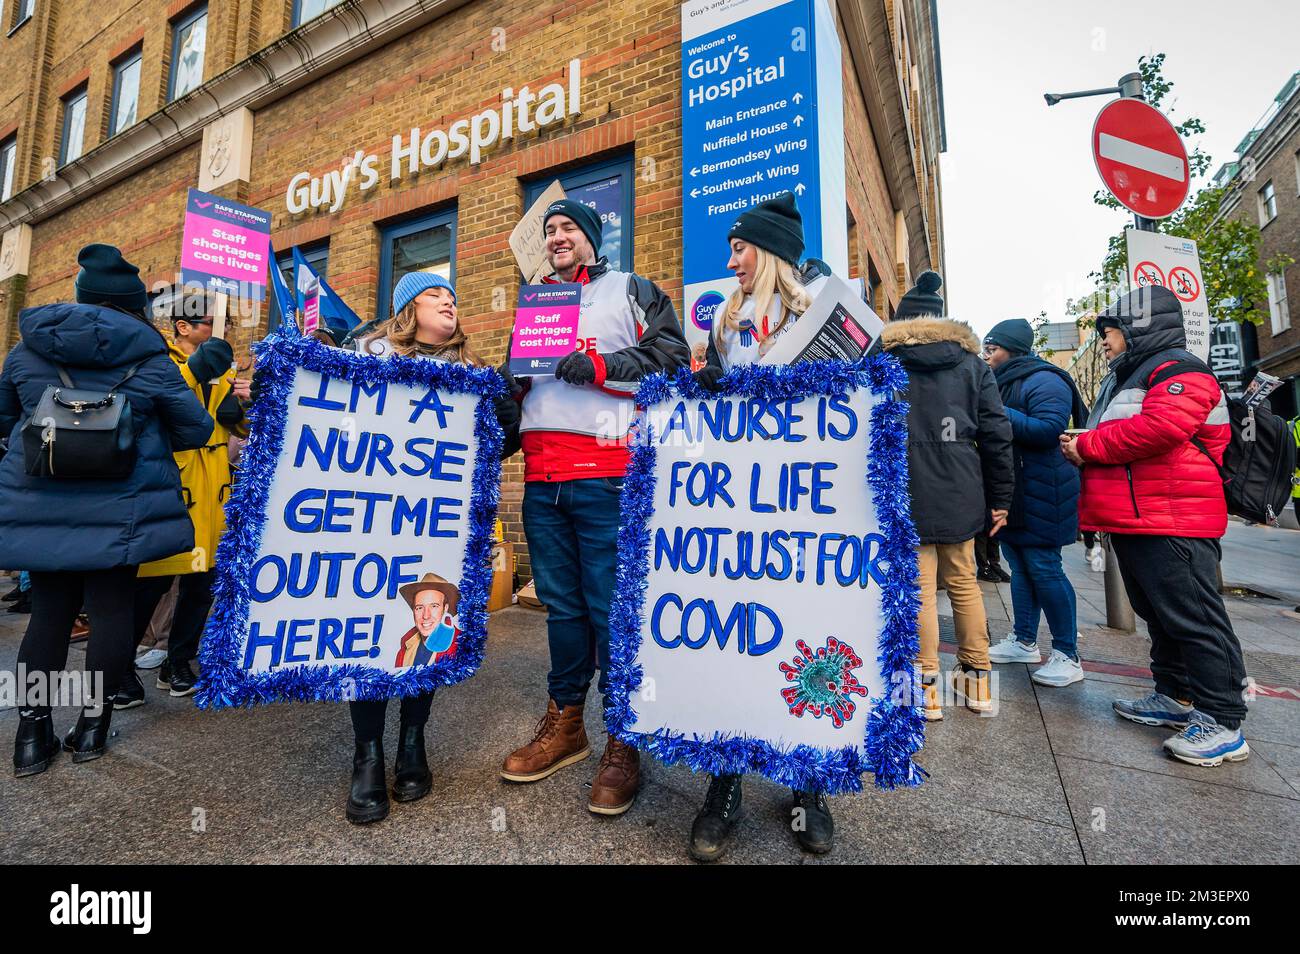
[[1060, 286, 1249, 769]]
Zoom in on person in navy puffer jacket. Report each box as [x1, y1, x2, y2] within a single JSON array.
[[0, 245, 213, 776], [981, 319, 1091, 689]]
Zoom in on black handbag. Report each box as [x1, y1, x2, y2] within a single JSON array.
[[21, 362, 144, 478]]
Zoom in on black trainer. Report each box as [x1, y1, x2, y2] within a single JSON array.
[[790, 789, 834, 854], [157, 659, 198, 697], [689, 773, 743, 862], [113, 670, 146, 710]]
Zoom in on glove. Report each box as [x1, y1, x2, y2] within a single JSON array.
[[493, 391, 521, 431], [693, 365, 725, 393], [188, 338, 234, 381], [247, 367, 265, 407], [554, 350, 596, 386], [496, 362, 523, 398]]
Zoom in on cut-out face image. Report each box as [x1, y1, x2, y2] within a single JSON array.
[[412, 588, 447, 639]]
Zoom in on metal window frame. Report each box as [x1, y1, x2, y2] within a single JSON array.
[[523, 153, 636, 273], [168, 4, 208, 103], [0, 135, 15, 203], [108, 48, 143, 138], [292, 0, 344, 29], [58, 87, 88, 167], [376, 206, 458, 322]]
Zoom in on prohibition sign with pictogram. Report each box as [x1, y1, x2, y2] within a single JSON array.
[[1168, 266, 1200, 302], [1132, 261, 1165, 288]]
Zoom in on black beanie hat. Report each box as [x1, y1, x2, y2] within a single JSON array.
[[543, 199, 604, 258], [983, 318, 1035, 355], [894, 270, 944, 321], [74, 243, 148, 312], [727, 191, 804, 264]]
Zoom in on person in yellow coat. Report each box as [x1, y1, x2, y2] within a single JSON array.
[[116, 293, 249, 706]]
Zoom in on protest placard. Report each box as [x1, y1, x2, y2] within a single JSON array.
[[758, 276, 883, 366], [180, 188, 271, 302], [510, 180, 566, 278], [508, 283, 581, 376], [606, 357, 925, 793], [196, 331, 504, 707]]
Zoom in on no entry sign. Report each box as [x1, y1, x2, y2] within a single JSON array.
[[1092, 99, 1189, 219]]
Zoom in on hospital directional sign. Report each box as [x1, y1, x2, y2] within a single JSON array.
[[680, 0, 847, 349]]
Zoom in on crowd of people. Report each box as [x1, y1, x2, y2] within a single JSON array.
[[0, 189, 1258, 862]]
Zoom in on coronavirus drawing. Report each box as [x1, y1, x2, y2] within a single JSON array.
[[779, 637, 868, 728]]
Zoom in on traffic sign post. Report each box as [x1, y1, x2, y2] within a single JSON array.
[[679, 0, 847, 353]]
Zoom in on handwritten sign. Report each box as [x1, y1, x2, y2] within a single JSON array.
[[607, 359, 925, 793], [196, 333, 504, 707], [508, 283, 581, 376]]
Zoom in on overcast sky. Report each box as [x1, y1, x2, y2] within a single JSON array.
[[936, 0, 1299, 336]]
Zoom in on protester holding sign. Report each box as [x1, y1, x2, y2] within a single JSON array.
[[1, 245, 214, 775], [122, 292, 250, 707], [1062, 286, 1248, 768], [982, 319, 1089, 688], [329, 272, 506, 824], [881, 272, 1014, 721], [678, 191, 842, 860], [694, 192, 827, 389], [498, 198, 688, 817]]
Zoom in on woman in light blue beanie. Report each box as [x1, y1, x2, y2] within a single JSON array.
[[358, 271, 482, 364]]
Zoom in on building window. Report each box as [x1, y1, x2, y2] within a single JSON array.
[[524, 155, 634, 273], [59, 88, 88, 166], [377, 209, 456, 322], [1258, 179, 1277, 226], [271, 242, 329, 330], [9, 0, 35, 33], [1, 135, 15, 202], [293, 0, 345, 27], [109, 48, 143, 137], [1267, 271, 1290, 336], [168, 5, 208, 102]]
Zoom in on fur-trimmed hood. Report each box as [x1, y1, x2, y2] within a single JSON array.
[[881, 317, 981, 354]]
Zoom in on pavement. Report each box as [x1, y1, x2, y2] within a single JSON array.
[[1, 526, 1298, 865]]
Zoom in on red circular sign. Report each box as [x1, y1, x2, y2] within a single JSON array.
[[1168, 266, 1200, 302], [1132, 261, 1165, 287], [1092, 99, 1190, 219]]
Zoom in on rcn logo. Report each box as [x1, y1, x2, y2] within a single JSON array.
[[691, 291, 726, 331]]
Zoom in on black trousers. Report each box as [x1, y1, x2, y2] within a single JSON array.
[[1111, 534, 1248, 728], [18, 566, 139, 710], [132, 571, 215, 664], [974, 532, 1001, 570], [349, 692, 435, 742]]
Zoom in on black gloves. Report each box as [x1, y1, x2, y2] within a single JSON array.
[[187, 338, 234, 381], [497, 362, 522, 398], [693, 365, 725, 392], [554, 350, 596, 386]]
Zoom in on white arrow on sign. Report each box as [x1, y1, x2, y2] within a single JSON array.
[[794, 183, 806, 195], [690, 188, 700, 198], [793, 114, 804, 127], [792, 92, 803, 104], [690, 166, 699, 177]]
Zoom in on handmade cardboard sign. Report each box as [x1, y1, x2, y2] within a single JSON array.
[[607, 357, 924, 793], [196, 331, 504, 708], [508, 283, 581, 376]]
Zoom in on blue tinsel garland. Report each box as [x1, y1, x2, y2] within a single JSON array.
[[605, 354, 926, 794], [195, 331, 504, 709]]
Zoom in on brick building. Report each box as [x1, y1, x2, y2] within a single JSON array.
[[0, 0, 946, 575], [1214, 70, 1300, 419]]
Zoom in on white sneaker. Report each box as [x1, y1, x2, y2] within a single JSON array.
[[1088, 546, 1104, 572], [135, 648, 168, 670], [1032, 649, 1084, 687], [988, 637, 1041, 664]]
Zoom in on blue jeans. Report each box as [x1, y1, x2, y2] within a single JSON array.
[[1000, 542, 1077, 658], [523, 477, 624, 707]]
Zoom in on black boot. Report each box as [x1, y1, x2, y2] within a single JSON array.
[[689, 774, 743, 862], [346, 739, 389, 824], [790, 789, 834, 854], [14, 709, 59, 777], [62, 705, 114, 763], [392, 722, 432, 803]]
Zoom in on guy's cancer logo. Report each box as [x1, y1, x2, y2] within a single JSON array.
[[779, 637, 868, 728], [691, 291, 726, 332]]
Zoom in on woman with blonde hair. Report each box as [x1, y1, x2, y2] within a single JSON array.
[[343, 271, 517, 824], [686, 191, 837, 862], [695, 192, 831, 390]]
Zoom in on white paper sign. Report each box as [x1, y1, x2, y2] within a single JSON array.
[[240, 369, 480, 676], [629, 388, 888, 750], [1125, 229, 1211, 361]]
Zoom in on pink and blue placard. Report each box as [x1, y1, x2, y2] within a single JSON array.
[[179, 188, 272, 301], [508, 283, 581, 376]]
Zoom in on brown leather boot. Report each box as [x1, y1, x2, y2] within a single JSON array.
[[500, 699, 590, 782], [588, 734, 640, 816]]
